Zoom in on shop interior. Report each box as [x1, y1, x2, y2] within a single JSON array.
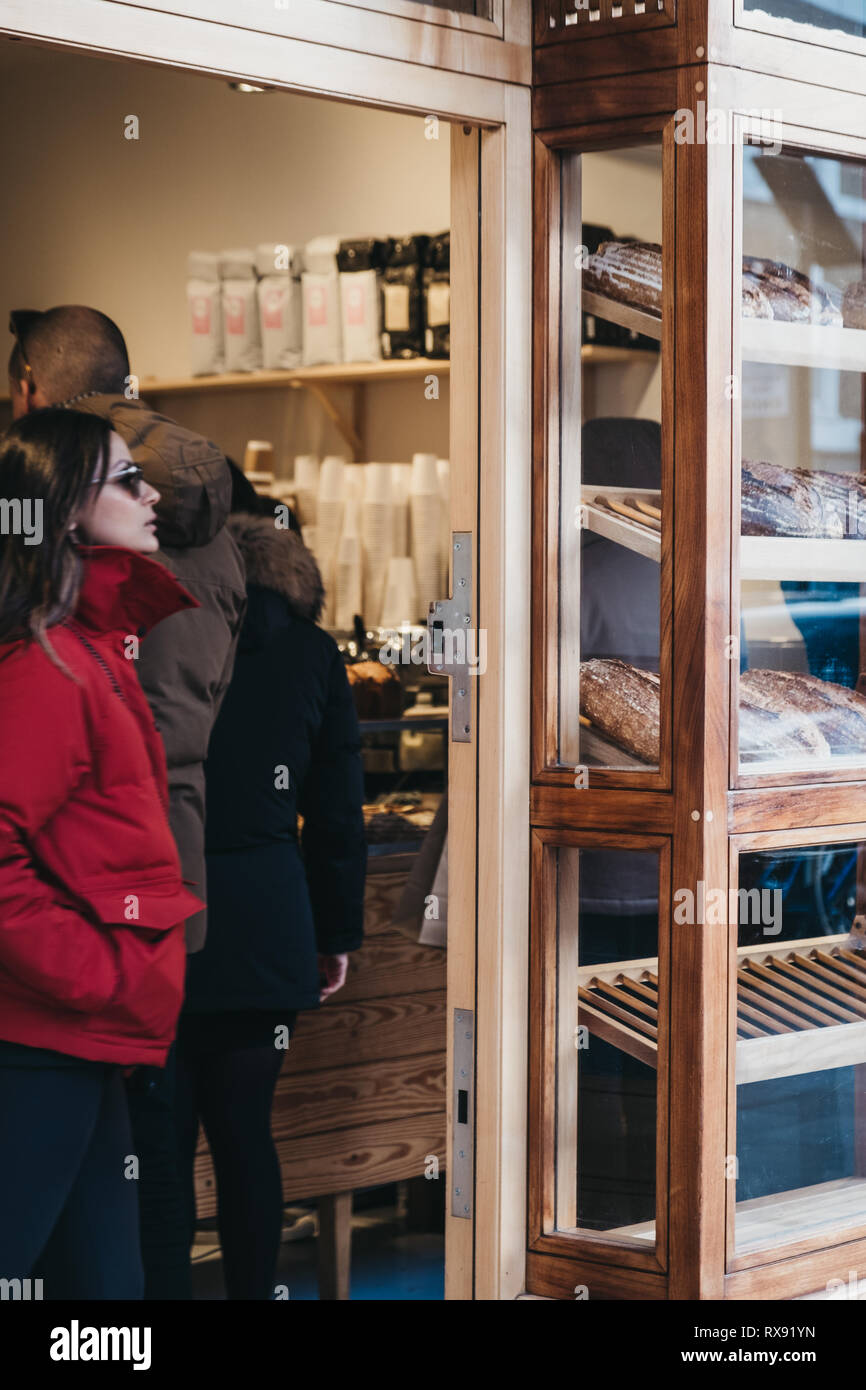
[[0, 36, 453, 1300]]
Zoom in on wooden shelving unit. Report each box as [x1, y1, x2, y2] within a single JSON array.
[[138, 357, 451, 396], [577, 936, 866, 1084]]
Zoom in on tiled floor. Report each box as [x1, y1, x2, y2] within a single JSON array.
[[190, 1203, 445, 1301]]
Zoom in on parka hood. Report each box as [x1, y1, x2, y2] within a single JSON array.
[[227, 512, 324, 622], [63, 394, 232, 549]]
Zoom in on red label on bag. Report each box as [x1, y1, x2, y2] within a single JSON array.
[[307, 286, 327, 327], [345, 283, 365, 327], [225, 295, 245, 335], [191, 295, 211, 334], [262, 287, 285, 331]]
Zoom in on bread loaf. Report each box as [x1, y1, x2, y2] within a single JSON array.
[[583, 242, 662, 317], [741, 670, 866, 760], [580, 659, 866, 764], [742, 256, 841, 326], [579, 658, 660, 764], [741, 459, 866, 539], [583, 241, 841, 325], [843, 281, 866, 330], [346, 660, 404, 719]]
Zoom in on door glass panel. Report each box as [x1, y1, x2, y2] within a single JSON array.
[[742, 0, 866, 41], [735, 842, 866, 1254], [403, 0, 493, 12], [559, 143, 663, 772], [556, 846, 660, 1245], [738, 142, 866, 774]]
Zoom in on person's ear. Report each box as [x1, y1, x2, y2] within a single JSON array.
[[10, 376, 38, 419]]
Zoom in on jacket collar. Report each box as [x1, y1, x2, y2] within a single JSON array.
[[73, 546, 198, 635]]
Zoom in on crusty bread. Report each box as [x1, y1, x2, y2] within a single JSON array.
[[580, 659, 866, 764], [741, 460, 866, 539]]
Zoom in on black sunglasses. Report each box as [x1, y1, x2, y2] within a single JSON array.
[[90, 462, 148, 498], [9, 309, 42, 380]]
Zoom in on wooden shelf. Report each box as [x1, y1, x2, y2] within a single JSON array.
[[579, 485, 661, 562], [741, 535, 866, 581], [138, 357, 451, 397], [742, 317, 866, 372], [608, 1178, 866, 1255], [582, 287, 662, 342], [576, 939, 866, 1083], [580, 343, 659, 366], [581, 495, 866, 583]]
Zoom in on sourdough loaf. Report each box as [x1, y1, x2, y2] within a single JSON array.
[[583, 241, 841, 325], [583, 241, 662, 317], [579, 658, 660, 764], [580, 659, 866, 764], [741, 460, 866, 539], [843, 281, 866, 330]]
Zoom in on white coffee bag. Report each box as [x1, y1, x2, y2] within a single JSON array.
[[256, 242, 302, 370], [220, 249, 262, 373], [187, 251, 224, 376], [302, 236, 343, 366]]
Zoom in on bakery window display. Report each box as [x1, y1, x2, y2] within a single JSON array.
[[737, 141, 866, 775]]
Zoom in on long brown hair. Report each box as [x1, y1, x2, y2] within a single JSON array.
[[0, 409, 112, 657]]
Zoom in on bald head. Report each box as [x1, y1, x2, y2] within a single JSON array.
[[9, 305, 129, 417]]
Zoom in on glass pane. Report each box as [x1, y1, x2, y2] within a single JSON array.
[[738, 142, 866, 774], [403, 0, 493, 13], [560, 143, 663, 771], [735, 842, 866, 1255], [742, 0, 866, 41], [556, 846, 660, 1245]]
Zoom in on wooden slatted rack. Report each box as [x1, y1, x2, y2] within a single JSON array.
[[577, 935, 866, 1084]]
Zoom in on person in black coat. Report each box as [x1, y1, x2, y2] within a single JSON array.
[[174, 491, 366, 1300]]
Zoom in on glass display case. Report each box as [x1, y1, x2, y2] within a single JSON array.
[[529, 3, 866, 1302], [736, 141, 866, 783], [733, 838, 866, 1264]]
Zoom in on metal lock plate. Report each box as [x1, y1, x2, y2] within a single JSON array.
[[451, 1008, 474, 1219], [427, 531, 473, 743]]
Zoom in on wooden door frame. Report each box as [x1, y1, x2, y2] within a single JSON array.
[[0, 0, 532, 1301]]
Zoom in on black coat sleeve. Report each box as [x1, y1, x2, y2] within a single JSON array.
[[299, 646, 367, 955]]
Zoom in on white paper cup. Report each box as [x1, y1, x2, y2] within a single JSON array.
[[411, 451, 439, 495], [380, 556, 418, 628]]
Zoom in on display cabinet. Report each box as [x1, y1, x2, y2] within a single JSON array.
[[530, 4, 866, 1299]]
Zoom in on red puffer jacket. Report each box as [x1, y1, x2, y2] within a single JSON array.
[[0, 546, 204, 1066]]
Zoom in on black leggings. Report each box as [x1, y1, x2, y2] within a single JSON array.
[[174, 1011, 296, 1301], [0, 1050, 142, 1299]]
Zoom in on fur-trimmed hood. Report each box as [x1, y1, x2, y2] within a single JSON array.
[[227, 513, 324, 622]]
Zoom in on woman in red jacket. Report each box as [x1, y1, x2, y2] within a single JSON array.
[[0, 408, 203, 1300]]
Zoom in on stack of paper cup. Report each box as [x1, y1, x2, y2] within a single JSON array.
[[409, 452, 442, 622], [436, 457, 450, 594], [362, 463, 394, 627], [390, 463, 412, 557], [315, 455, 347, 624], [380, 556, 418, 629], [292, 454, 320, 527], [334, 499, 363, 630]]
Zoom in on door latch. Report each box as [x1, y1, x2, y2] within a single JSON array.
[[451, 1008, 474, 1219], [427, 531, 473, 744]]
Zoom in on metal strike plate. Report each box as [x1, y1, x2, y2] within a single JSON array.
[[451, 1008, 474, 1219], [427, 531, 473, 743]]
